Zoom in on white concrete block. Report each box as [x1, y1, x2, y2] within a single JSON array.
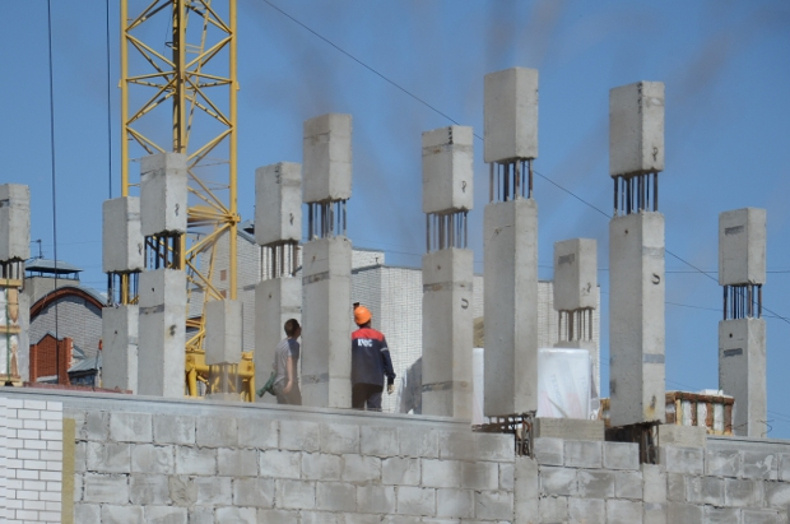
[[484, 67, 539, 163], [609, 81, 665, 176], [303, 113, 352, 203], [138, 269, 187, 398], [101, 305, 139, 393], [483, 198, 539, 415], [719, 317, 766, 437], [102, 197, 144, 273], [254, 277, 301, 404], [301, 237, 352, 408], [553, 238, 597, 311], [421, 248, 474, 420], [719, 207, 766, 286], [140, 153, 188, 235], [255, 162, 302, 246], [204, 299, 242, 365], [609, 212, 665, 426], [422, 126, 474, 213], [0, 184, 30, 261]]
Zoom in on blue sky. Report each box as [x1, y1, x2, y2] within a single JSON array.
[[2, 1, 789, 437]]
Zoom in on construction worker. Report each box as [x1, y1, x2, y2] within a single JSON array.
[[351, 304, 396, 411], [273, 318, 302, 405]]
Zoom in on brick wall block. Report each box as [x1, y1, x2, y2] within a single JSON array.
[[218, 448, 258, 477], [397, 486, 436, 515], [357, 484, 396, 515], [382, 457, 420, 485], [534, 438, 564, 466], [500, 462, 515, 491], [216, 506, 256, 524], [607, 498, 643, 524], [232, 477, 275, 508], [724, 478, 765, 507], [399, 427, 438, 458], [565, 440, 602, 468], [569, 497, 605, 524], [102, 504, 143, 524], [129, 474, 169, 505], [153, 415, 196, 446], [302, 452, 342, 481], [259, 449, 300, 479], [319, 422, 359, 454], [603, 441, 639, 470], [742, 508, 787, 524], [666, 502, 703, 524], [704, 505, 740, 523], [110, 412, 152, 443], [196, 416, 238, 448], [279, 420, 320, 452], [342, 454, 381, 483], [436, 488, 474, 519], [779, 453, 790, 482], [661, 446, 704, 475], [766, 481, 790, 508], [316, 481, 357, 512], [705, 448, 740, 477], [82, 473, 129, 504], [474, 489, 513, 521], [144, 505, 188, 523], [168, 475, 197, 506], [276, 479, 316, 510], [256, 509, 299, 524], [131, 443, 174, 474], [685, 476, 724, 507], [194, 476, 232, 505], [539, 495, 569, 522], [577, 469, 614, 499], [540, 466, 577, 496], [614, 470, 643, 499], [174, 446, 217, 476], [422, 459, 461, 488], [86, 441, 131, 474], [361, 425, 400, 457], [237, 417, 277, 450], [742, 451, 778, 480]]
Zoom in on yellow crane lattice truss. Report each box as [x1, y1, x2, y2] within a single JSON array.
[[120, 0, 253, 400]]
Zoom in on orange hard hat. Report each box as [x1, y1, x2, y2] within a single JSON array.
[[354, 305, 372, 326]]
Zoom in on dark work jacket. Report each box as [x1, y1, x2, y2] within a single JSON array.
[[351, 327, 396, 387]]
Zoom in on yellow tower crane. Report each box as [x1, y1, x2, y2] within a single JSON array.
[[119, 0, 253, 400]]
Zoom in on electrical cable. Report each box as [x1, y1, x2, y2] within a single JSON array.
[[47, 0, 61, 381]]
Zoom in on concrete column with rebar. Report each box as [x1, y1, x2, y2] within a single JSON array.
[[301, 114, 353, 409], [483, 67, 540, 416], [608, 81, 666, 427], [421, 125, 474, 420], [553, 238, 599, 396], [718, 207, 767, 437], [254, 162, 302, 403]]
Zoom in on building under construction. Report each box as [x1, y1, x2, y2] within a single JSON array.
[[1, 1, 788, 522]]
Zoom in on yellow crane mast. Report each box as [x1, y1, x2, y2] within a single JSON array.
[[119, 0, 253, 399]]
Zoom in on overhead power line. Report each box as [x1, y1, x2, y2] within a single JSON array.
[[260, 0, 789, 327]]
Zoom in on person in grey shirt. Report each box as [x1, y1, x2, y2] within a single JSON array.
[[273, 318, 302, 405]]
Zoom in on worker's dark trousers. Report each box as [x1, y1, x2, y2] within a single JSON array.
[[352, 383, 383, 411]]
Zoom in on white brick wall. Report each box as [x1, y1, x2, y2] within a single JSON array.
[[0, 395, 63, 523]]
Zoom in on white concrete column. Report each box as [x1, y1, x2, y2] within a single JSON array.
[[138, 268, 187, 398], [609, 212, 666, 426], [483, 199, 539, 415], [301, 237, 352, 408], [422, 248, 474, 419], [102, 305, 139, 393], [719, 318, 766, 436], [718, 207, 767, 437]]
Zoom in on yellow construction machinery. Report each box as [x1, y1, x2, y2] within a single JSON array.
[[120, 0, 253, 400]]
